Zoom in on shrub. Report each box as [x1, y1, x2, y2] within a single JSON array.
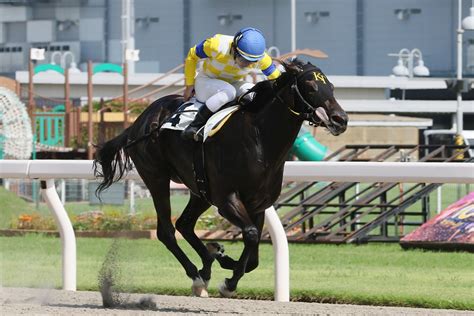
[[72, 210, 158, 231], [11, 209, 228, 232], [16, 213, 57, 230]]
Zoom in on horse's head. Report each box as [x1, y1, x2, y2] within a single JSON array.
[[279, 59, 348, 136]]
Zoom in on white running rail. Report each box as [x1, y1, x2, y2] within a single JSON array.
[[0, 160, 473, 300]]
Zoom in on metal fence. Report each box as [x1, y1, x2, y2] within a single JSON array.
[[3, 178, 187, 211]]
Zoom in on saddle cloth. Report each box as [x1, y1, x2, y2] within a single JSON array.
[[161, 98, 239, 141]]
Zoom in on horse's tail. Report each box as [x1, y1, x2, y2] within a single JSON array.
[[93, 128, 133, 197]]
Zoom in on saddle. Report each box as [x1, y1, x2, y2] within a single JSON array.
[[160, 98, 239, 142]]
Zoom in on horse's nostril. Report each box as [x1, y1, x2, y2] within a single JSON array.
[[331, 114, 347, 126]]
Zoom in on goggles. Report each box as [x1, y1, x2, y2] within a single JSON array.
[[234, 51, 256, 67]]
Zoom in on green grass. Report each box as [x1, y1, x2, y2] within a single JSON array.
[[0, 235, 472, 310]]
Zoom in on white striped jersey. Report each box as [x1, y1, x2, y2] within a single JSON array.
[[185, 34, 280, 85]]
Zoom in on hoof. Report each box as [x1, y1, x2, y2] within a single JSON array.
[[206, 242, 225, 257], [191, 277, 209, 298], [218, 280, 235, 298]]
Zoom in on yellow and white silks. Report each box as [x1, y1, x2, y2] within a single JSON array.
[[184, 34, 281, 112]]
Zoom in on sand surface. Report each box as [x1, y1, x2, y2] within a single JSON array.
[[1, 287, 474, 315]]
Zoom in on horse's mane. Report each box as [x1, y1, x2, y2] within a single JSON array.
[[287, 57, 307, 69], [240, 72, 292, 113], [239, 79, 276, 113], [240, 58, 319, 113]]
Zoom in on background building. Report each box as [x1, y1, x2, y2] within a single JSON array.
[[0, 0, 471, 77]]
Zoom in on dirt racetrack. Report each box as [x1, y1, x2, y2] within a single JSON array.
[[1, 287, 474, 315]]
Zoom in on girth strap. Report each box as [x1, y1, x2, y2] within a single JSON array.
[[192, 142, 211, 203]]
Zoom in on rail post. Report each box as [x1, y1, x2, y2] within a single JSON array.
[[40, 179, 76, 291], [265, 206, 290, 302]]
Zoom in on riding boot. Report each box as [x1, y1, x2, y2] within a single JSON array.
[[181, 105, 214, 141]]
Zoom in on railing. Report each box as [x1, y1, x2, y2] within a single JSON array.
[[0, 160, 472, 301], [34, 112, 65, 146]]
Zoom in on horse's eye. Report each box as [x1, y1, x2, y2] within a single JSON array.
[[305, 79, 318, 92]]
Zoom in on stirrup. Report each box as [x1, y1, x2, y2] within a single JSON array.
[[181, 128, 195, 141], [182, 126, 203, 142], [192, 128, 204, 142]]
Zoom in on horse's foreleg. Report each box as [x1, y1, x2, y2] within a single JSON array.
[[219, 224, 262, 297], [207, 242, 237, 270], [209, 242, 259, 273], [216, 195, 265, 296], [175, 194, 214, 286]]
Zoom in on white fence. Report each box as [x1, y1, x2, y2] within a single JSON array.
[[0, 160, 473, 302]]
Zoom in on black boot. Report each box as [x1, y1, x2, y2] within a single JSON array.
[[181, 105, 214, 141]]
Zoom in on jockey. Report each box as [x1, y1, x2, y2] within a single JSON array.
[[181, 27, 281, 141]]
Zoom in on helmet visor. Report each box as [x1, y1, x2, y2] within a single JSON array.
[[235, 46, 263, 62], [235, 52, 256, 67]]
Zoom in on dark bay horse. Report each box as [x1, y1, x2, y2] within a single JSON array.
[[94, 59, 348, 297]]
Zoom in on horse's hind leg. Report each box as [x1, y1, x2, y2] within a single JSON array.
[[143, 175, 204, 296], [175, 194, 214, 286]]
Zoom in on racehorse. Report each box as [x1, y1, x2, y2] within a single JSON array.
[[93, 58, 348, 297]]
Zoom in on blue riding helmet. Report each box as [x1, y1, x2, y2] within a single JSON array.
[[234, 27, 266, 62]]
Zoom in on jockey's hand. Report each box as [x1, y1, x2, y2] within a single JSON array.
[[184, 85, 195, 101]]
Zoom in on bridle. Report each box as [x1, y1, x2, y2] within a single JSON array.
[[235, 64, 329, 126], [274, 68, 325, 126]]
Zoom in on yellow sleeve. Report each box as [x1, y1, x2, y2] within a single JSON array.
[[184, 46, 200, 86], [259, 53, 281, 80], [202, 35, 220, 57], [184, 35, 220, 85]]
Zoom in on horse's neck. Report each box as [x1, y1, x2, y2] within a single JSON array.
[[256, 84, 302, 168]]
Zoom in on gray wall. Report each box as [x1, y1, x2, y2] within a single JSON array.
[[135, 0, 183, 72], [363, 0, 454, 76], [188, 0, 276, 47], [0, 0, 471, 77], [294, 0, 358, 75], [186, 0, 355, 75]]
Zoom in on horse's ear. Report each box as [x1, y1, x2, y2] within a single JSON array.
[[280, 58, 303, 76]]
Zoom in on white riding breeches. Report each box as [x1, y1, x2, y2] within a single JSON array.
[[195, 74, 254, 112]]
